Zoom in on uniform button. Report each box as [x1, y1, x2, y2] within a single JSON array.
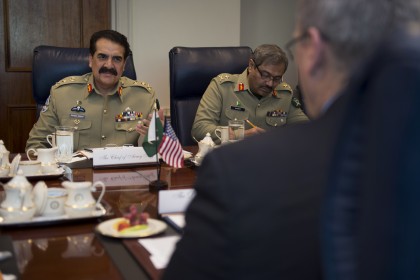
[[104, 109, 107, 114], [257, 104, 261, 107], [101, 135, 106, 140]]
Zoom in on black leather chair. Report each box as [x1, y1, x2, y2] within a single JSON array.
[[169, 46, 253, 146], [32, 45, 137, 118]]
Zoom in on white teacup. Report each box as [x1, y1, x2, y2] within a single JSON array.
[[215, 126, 229, 144], [33, 182, 67, 217], [43, 188, 67, 216], [18, 161, 42, 176]]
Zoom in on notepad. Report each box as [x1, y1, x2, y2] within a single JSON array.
[[158, 189, 195, 233], [138, 236, 181, 269]]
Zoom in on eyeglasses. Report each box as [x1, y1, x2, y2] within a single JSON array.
[[251, 59, 283, 84], [285, 31, 329, 61], [285, 32, 310, 61]]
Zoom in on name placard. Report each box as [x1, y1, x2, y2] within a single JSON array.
[[92, 146, 157, 168], [158, 189, 196, 214]]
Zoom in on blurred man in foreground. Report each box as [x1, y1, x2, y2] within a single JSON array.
[[322, 1, 420, 279], [163, 1, 394, 279]]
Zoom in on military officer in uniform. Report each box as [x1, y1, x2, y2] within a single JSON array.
[[26, 30, 156, 152], [192, 44, 308, 144]]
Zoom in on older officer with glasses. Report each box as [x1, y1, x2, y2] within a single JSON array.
[[191, 44, 308, 144]]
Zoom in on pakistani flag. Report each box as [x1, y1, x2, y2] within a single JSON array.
[[142, 109, 163, 157]]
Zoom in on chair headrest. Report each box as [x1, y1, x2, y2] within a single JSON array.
[[32, 45, 136, 105], [169, 46, 252, 100]]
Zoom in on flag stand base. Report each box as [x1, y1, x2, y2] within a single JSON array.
[[149, 180, 168, 191]]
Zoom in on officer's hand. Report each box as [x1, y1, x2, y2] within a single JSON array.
[[135, 109, 164, 136], [244, 127, 265, 137]]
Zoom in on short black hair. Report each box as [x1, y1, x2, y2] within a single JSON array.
[[89, 30, 131, 59]]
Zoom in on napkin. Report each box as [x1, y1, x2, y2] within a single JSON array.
[[138, 236, 181, 269], [183, 150, 193, 159]]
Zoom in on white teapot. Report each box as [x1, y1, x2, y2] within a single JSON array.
[[0, 150, 10, 177], [0, 140, 10, 176], [62, 181, 105, 217], [0, 169, 36, 221], [0, 140, 7, 155], [196, 133, 216, 159]]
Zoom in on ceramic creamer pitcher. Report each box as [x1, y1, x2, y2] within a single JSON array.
[[26, 147, 57, 164], [26, 147, 58, 174], [62, 181, 105, 217], [0, 170, 36, 221]]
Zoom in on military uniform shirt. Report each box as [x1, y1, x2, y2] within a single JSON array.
[[192, 69, 309, 143], [26, 73, 155, 151]]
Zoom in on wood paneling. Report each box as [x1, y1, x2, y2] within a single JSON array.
[[7, 105, 37, 152], [0, 0, 110, 152]]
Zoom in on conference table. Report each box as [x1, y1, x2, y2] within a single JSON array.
[[0, 146, 198, 280]]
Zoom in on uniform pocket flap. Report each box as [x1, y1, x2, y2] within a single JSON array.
[[62, 119, 91, 130], [266, 116, 287, 127], [115, 121, 137, 132]]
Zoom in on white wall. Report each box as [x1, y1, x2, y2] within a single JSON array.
[[112, 0, 297, 109], [113, 0, 241, 109], [240, 0, 298, 87]]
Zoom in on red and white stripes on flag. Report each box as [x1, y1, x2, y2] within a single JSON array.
[[158, 118, 184, 168]]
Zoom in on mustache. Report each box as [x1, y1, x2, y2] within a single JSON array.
[[262, 86, 273, 92], [99, 67, 118, 76]]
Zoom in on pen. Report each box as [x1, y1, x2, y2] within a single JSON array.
[[84, 148, 93, 153], [246, 119, 257, 128]]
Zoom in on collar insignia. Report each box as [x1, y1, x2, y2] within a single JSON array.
[[87, 83, 93, 94]]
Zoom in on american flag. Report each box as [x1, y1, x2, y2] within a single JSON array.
[[158, 118, 184, 168]]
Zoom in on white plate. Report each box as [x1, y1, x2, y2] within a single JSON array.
[[96, 218, 167, 238]]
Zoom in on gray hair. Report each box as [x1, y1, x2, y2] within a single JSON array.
[[394, 0, 420, 23], [296, 0, 393, 70], [252, 44, 289, 72]]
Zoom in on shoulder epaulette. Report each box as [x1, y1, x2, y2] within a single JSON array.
[[216, 73, 235, 84], [52, 75, 88, 89], [277, 82, 293, 94], [120, 77, 154, 93]]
